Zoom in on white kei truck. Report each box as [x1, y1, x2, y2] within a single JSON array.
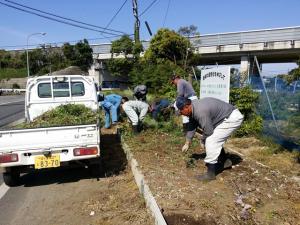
[[0, 75, 102, 186]]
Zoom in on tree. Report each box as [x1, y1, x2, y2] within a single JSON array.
[[111, 35, 134, 56], [28, 48, 46, 75], [107, 36, 135, 76], [288, 59, 300, 81], [73, 39, 93, 71], [0, 50, 25, 69], [129, 59, 184, 97], [62, 43, 76, 63], [144, 28, 191, 66], [177, 25, 201, 71], [62, 39, 93, 71], [177, 25, 200, 37], [39, 44, 67, 74], [106, 58, 133, 77]]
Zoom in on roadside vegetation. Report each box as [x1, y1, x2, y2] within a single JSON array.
[[17, 104, 98, 128], [0, 39, 93, 80]]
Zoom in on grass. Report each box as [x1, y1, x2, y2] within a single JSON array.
[[233, 135, 300, 175], [102, 89, 133, 99], [0, 68, 27, 80], [257, 135, 286, 154]]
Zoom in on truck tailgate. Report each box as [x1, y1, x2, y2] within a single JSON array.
[[0, 124, 100, 153]]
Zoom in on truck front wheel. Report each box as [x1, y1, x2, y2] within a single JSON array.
[[3, 170, 20, 187]]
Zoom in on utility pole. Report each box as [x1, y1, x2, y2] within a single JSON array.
[[132, 0, 140, 44]]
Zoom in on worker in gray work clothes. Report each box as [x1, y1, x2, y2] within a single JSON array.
[[175, 96, 244, 181], [171, 74, 198, 152], [133, 84, 147, 101], [121, 97, 149, 134]]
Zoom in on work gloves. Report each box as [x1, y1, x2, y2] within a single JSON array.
[[181, 140, 191, 152], [182, 139, 205, 153]]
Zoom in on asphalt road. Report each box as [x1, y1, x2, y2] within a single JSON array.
[[0, 95, 25, 190], [0, 167, 95, 225], [0, 95, 25, 128], [0, 130, 149, 225]]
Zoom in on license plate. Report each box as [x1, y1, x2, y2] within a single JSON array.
[[34, 154, 60, 169]]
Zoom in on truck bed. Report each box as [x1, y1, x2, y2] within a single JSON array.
[[0, 124, 100, 167]]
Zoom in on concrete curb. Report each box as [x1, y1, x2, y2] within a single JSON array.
[[120, 135, 167, 225]]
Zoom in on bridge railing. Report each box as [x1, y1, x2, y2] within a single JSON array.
[[91, 26, 300, 55], [191, 26, 300, 47]]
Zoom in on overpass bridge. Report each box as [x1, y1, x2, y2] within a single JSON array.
[[90, 26, 300, 85]]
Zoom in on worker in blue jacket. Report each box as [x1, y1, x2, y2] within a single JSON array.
[[100, 94, 122, 128], [150, 98, 170, 120]]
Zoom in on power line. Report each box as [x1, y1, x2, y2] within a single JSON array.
[[162, 0, 170, 27], [139, 0, 159, 17], [0, 1, 125, 36], [0, 34, 136, 49], [99, 0, 129, 42], [4, 0, 127, 35], [104, 0, 128, 32]]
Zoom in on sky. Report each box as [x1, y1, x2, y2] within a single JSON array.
[[1, 0, 300, 74]]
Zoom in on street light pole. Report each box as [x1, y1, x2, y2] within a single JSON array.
[[26, 32, 46, 77]]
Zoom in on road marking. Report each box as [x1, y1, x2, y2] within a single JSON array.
[[0, 100, 24, 106], [0, 183, 9, 200]]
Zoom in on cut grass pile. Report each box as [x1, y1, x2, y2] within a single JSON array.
[[19, 104, 98, 128]]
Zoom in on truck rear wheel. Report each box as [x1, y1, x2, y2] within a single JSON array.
[[3, 171, 20, 187], [89, 159, 104, 177]]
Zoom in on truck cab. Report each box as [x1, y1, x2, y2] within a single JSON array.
[[25, 75, 99, 121]]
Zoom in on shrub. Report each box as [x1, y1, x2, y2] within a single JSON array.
[[12, 83, 20, 89], [129, 59, 185, 97], [230, 87, 263, 136]]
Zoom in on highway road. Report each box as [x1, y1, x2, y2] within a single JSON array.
[[0, 95, 25, 128]]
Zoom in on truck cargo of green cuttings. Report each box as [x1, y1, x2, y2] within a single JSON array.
[[19, 104, 98, 128]]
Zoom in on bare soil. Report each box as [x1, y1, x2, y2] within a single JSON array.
[[124, 129, 300, 225]]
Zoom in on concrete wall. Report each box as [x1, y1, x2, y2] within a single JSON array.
[[88, 60, 130, 90], [0, 78, 27, 89]]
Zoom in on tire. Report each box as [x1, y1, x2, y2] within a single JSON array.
[[89, 160, 104, 177], [3, 171, 20, 187]]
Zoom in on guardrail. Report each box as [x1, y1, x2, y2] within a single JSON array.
[[0, 89, 26, 93]]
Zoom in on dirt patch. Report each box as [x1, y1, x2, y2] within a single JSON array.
[[164, 213, 217, 225], [124, 129, 300, 225], [82, 128, 153, 225], [226, 137, 300, 176]]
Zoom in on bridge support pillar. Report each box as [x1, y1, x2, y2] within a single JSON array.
[[240, 56, 262, 86], [240, 56, 250, 86]]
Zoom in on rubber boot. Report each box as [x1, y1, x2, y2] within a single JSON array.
[[132, 125, 139, 134], [138, 122, 143, 132], [196, 163, 217, 181], [218, 148, 232, 169]]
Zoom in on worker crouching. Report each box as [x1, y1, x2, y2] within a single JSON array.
[[121, 97, 149, 134], [176, 96, 244, 181]]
